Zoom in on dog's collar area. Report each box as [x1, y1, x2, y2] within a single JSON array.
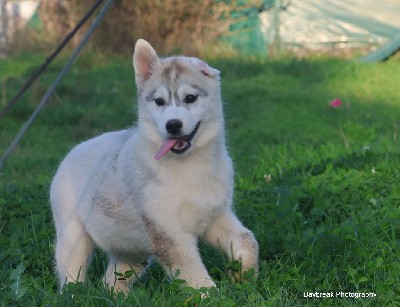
[[170, 121, 201, 154]]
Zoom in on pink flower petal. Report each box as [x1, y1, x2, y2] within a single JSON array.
[[329, 98, 342, 108]]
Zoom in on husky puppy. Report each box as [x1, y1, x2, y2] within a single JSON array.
[[50, 39, 259, 293]]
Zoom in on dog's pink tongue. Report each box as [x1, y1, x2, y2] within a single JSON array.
[[154, 139, 178, 160]]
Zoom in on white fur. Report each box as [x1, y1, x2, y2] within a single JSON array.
[[50, 39, 259, 293]]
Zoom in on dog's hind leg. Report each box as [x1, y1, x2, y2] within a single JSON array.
[[203, 212, 259, 280], [104, 256, 148, 293], [54, 218, 94, 287]]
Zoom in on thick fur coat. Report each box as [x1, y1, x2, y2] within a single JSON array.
[[50, 39, 259, 292]]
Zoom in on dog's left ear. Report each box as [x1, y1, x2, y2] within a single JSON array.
[[188, 57, 220, 79], [133, 39, 161, 85]]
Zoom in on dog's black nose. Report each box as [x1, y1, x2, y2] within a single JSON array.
[[166, 119, 183, 135]]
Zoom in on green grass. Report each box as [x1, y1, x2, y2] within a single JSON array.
[[1, 53, 399, 306]]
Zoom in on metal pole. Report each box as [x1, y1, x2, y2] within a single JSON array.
[[270, 0, 281, 55], [0, 0, 114, 171]]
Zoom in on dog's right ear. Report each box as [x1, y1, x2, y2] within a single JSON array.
[[133, 39, 161, 86]]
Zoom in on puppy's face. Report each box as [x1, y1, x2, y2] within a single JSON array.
[[133, 39, 224, 160]]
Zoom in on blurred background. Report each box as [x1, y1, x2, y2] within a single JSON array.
[[1, 0, 399, 58]]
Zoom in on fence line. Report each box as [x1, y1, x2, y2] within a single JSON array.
[[0, 0, 114, 171], [0, 0, 104, 118]]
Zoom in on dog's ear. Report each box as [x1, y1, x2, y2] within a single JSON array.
[[188, 57, 220, 79], [133, 39, 161, 85]]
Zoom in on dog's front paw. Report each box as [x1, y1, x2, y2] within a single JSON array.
[[191, 277, 216, 289], [227, 259, 258, 283]]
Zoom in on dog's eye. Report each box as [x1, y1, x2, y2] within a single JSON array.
[[154, 98, 165, 106], [184, 94, 198, 104]]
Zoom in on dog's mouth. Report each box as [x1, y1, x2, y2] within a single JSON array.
[[154, 121, 201, 160]]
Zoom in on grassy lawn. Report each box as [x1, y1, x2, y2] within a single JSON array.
[[0, 52, 399, 305]]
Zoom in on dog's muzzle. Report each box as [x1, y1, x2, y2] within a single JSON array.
[[170, 121, 200, 154], [154, 121, 201, 160]]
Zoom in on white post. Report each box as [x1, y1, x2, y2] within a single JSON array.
[[0, 0, 8, 57]]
